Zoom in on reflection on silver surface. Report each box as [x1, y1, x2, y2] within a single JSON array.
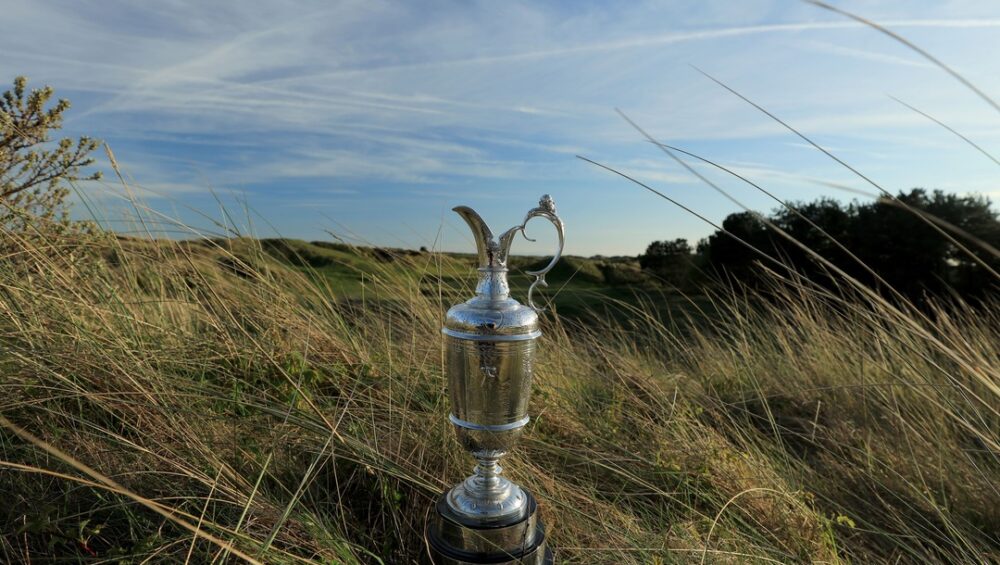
[[448, 338, 535, 432], [429, 493, 548, 562], [445, 310, 536, 521]]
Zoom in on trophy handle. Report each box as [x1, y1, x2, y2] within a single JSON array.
[[514, 194, 565, 312]]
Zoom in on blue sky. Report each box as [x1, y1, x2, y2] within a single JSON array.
[[3, 0, 998, 256]]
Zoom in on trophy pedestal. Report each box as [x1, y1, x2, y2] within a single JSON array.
[[426, 490, 553, 564]]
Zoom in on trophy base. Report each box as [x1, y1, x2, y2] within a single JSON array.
[[426, 489, 553, 564]]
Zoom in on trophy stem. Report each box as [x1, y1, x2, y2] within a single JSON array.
[[446, 453, 528, 523], [473, 457, 503, 491]]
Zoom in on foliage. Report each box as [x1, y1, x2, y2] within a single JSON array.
[[0, 76, 101, 230], [639, 238, 694, 286], [697, 189, 1000, 300], [596, 258, 649, 286], [517, 255, 606, 285]]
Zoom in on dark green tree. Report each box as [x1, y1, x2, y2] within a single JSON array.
[[847, 189, 1000, 298], [698, 212, 772, 284], [0, 76, 101, 230], [695, 189, 1000, 300], [639, 238, 693, 286]]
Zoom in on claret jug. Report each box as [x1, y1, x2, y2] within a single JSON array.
[[425, 195, 562, 564]]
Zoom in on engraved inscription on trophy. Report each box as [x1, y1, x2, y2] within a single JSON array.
[[478, 342, 498, 379]]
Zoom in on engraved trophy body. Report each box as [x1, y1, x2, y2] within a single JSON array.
[[426, 195, 563, 564]]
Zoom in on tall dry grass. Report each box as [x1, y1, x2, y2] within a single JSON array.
[[0, 207, 996, 563], [3, 1, 998, 560]]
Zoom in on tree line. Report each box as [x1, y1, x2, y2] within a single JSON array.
[[640, 190, 1000, 301]]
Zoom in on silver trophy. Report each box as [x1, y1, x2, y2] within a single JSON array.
[[426, 195, 563, 564]]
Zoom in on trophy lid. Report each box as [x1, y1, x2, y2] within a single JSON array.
[[443, 195, 564, 341]]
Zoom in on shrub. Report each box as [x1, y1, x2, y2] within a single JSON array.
[[0, 76, 100, 231]]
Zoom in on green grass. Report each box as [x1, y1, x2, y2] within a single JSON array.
[[0, 227, 997, 563], [233, 237, 714, 328]]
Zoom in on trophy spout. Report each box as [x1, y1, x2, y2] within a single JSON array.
[[452, 206, 504, 270], [453, 206, 514, 301]]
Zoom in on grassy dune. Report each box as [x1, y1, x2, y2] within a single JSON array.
[[0, 228, 997, 563]]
